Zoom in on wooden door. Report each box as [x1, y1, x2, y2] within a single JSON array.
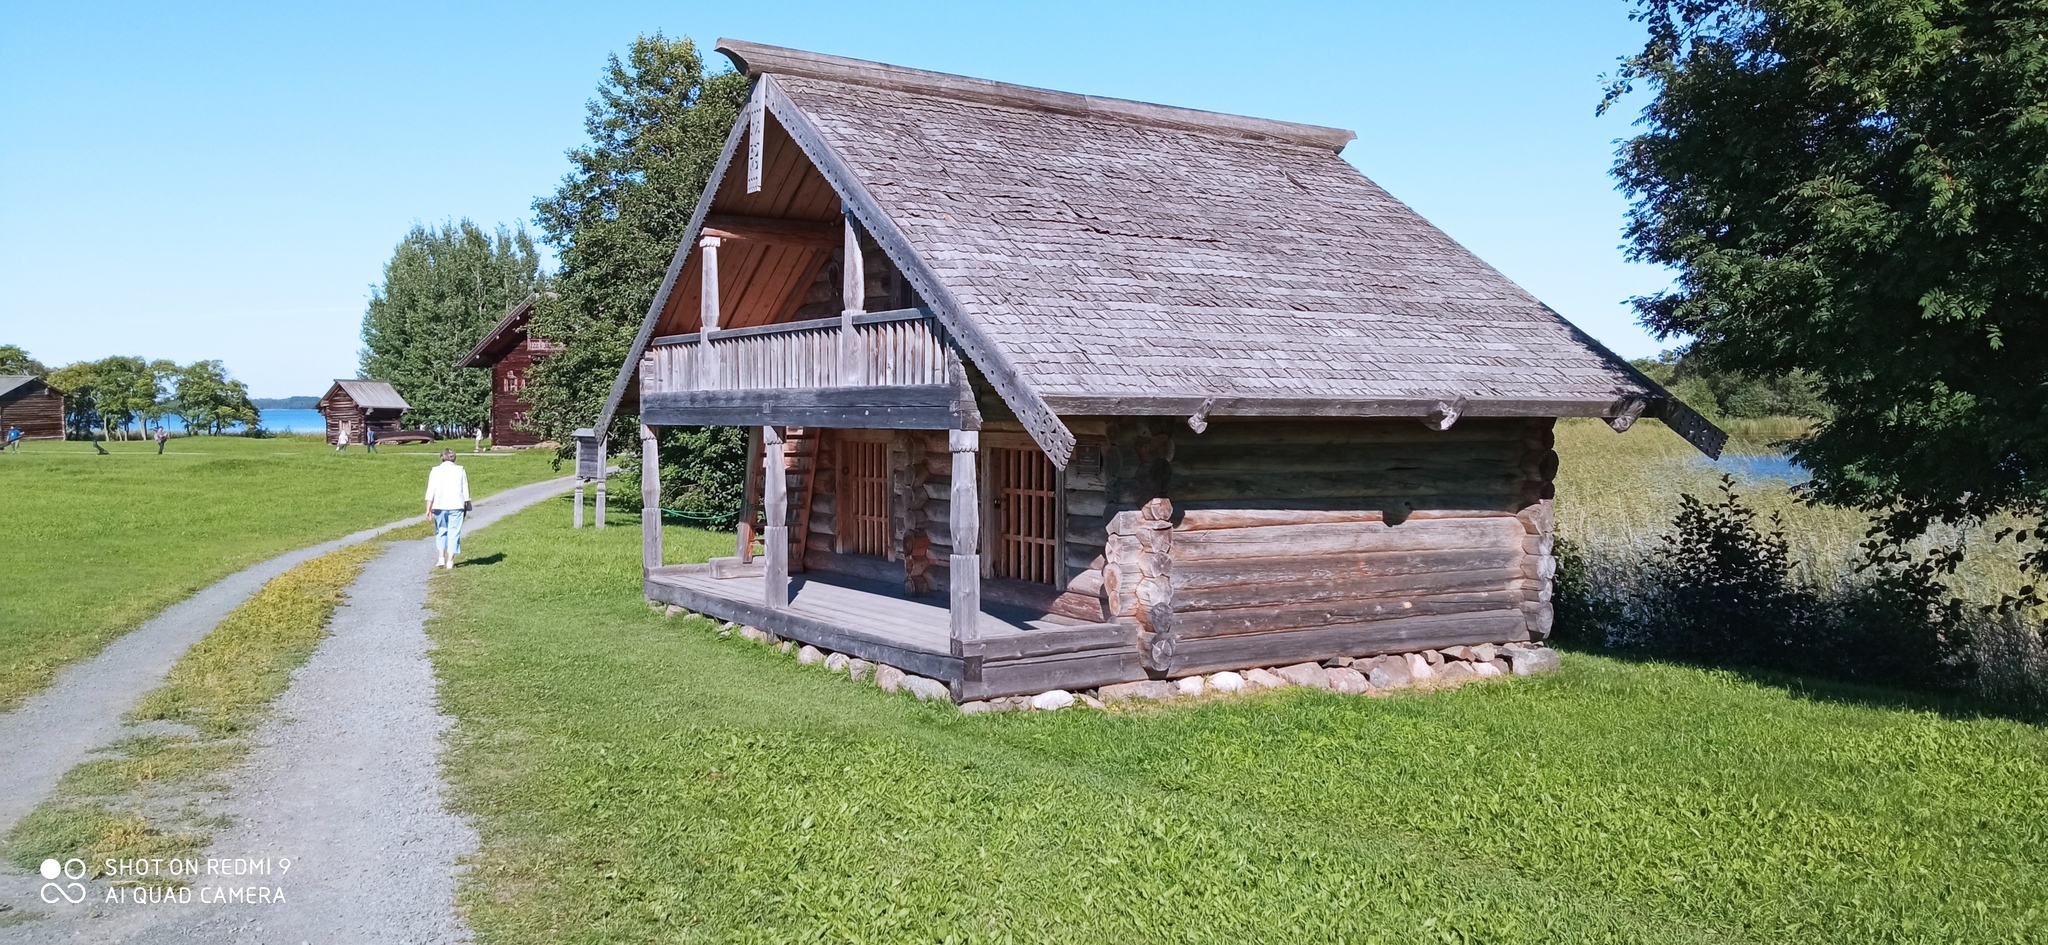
[[991, 446, 1059, 584], [841, 438, 890, 556]]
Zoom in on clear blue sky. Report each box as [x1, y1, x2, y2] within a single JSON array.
[[0, 1, 1671, 398]]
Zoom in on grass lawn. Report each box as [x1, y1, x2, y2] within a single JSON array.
[[0, 435, 560, 709], [431, 507, 2048, 943]]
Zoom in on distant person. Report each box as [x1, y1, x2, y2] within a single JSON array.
[[5, 426, 20, 451], [335, 423, 350, 452], [424, 448, 472, 569], [364, 425, 378, 453], [474, 426, 484, 453], [154, 425, 168, 455]]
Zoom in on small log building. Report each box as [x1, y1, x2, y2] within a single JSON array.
[[317, 379, 409, 445], [602, 40, 1725, 701], [457, 295, 559, 448], [0, 376, 65, 440]]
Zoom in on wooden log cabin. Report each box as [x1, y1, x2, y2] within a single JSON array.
[[0, 376, 65, 440], [457, 294, 558, 448], [602, 40, 1725, 701], [316, 379, 409, 445]]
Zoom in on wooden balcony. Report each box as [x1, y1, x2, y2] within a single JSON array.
[[638, 308, 973, 428]]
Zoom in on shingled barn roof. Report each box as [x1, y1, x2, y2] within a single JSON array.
[[601, 40, 1723, 459], [321, 379, 409, 412]]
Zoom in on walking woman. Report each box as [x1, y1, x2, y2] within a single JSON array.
[[424, 449, 472, 569]]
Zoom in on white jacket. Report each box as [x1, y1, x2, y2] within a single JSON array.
[[425, 462, 471, 511]]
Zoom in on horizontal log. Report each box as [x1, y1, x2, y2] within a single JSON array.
[[700, 212, 842, 248], [1170, 591, 1527, 639], [1170, 567, 1522, 611], [961, 647, 1147, 701], [1169, 444, 1525, 471], [1165, 472, 1525, 503], [1171, 548, 1523, 592], [1147, 610, 1530, 676], [1172, 418, 1538, 446], [643, 386, 961, 429], [1064, 568, 1105, 598], [1170, 517, 1523, 561], [1066, 490, 1109, 518], [958, 620, 1133, 661]]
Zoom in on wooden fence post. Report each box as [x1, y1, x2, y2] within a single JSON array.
[[641, 424, 661, 572], [763, 426, 789, 608], [594, 476, 606, 529], [949, 429, 981, 648], [573, 481, 584, 529]]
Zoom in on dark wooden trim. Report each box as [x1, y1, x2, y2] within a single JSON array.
[[645, 574, 962, 680], [701, 213, 841, 249], [595, 79, 758, 432], [1147, 609, 1530, 676], [759, 75, 1077, 469], [1040, 393, 1660, 419], [717, 39, 1356, 153], [643, 386, 960, 429], [650, 307, 928, 347]]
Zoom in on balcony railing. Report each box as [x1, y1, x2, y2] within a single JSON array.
[[642, 308, 949, 395]]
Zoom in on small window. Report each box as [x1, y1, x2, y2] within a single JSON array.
[[991, 446, 1059, 584], [842, 439, 890, 556]]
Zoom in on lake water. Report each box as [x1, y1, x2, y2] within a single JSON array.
[[1704, 452, 1808, 484], [143, 408, 327, 435]]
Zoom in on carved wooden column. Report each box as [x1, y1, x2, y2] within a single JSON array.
[[700, 236, 722, 387], [838, 208, 863, 385], [763, 426, 789, 608], [640, 424, 661, 573], [949, 429, 981, 648]]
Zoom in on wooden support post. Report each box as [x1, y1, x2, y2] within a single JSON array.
[[700, 236, 722, 387], [949, 429, 981, 648], [736, 426, 762, 562], [839, 210, 863, 385], [573, 481, 585, 529], [641, 424, 662, 572], [594, 476, 606, 529], [763, 426, 789, 608]]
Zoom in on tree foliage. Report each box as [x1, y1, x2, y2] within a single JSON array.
[[1631, 346, 1828, 421], [525, 34, 747, 450], [359, 220, 540, 438], [49, 356, 164, 440], [0, 345, 49, 379], [1610, 0, 2048, 583], [173, 360, 260, 435]]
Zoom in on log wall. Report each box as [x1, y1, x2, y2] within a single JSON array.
[[319, 394, 404, 445], [1093, 417, 1557, 676], [0, 383, 65, 439], [488, 339, 548, 448]]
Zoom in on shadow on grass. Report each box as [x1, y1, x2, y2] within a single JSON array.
[[458, 553, 507, 568], [1551, 640, 2047, 727]]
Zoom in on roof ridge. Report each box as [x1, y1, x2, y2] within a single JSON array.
[[716, 39, 1356, 152]]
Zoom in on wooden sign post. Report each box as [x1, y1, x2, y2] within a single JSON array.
[[573, 428, 605, 529]]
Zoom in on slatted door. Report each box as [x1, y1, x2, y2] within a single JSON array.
[[991, 446, 1060, 584], [841, 439, 890, 556]]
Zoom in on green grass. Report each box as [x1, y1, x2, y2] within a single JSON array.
[[0, 435, 559, 709], [5, 543, 377, 878], [430, 507, 2048, 943]]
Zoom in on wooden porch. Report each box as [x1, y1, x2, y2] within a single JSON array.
[[645, 564, 1144, 700]]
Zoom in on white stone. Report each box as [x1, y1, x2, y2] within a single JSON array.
[[797, 645, 826, 665], [1030, 690, 1075, 711], [1327, 667, 1369, 694], [776, 641, 794, 654], [1175, 676, 1205, 697], [1275, 662, 1333, 690], [1471, 643, 1500, 663], [1207, 671, 1246, 693], [1244, 668, 1288, 690], [739, 626, 770, 643], [960, 700, 994, 715], [664, 604, 685, 617], [1508, 648, 1562, 676], [824, 652, 850, 673], [903, 676, 952, 703], [875, 664, 906, 693], [1471, 661, 1505, 678], [847, 659, 873, 682], [1405, 653, 1436, 680]]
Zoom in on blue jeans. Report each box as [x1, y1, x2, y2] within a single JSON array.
[[434, 509, 465, 556]]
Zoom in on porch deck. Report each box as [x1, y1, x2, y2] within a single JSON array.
[[645, 565, 1147, 700]]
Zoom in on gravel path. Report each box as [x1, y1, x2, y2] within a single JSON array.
[[0, 475, 577, 943]]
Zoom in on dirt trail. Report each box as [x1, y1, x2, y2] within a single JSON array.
[[0, 476, 576, 942]]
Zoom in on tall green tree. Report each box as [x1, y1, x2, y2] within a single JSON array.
[[1609, 0, 2048, 583], [48, 356, 158, 440], [0, 345, 49, 379], [526, 34, 747, 448], [173, 360, 260, 434], [359, 220, 540, 437]]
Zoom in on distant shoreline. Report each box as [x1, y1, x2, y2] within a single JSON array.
[[252, 396, 320, 410]]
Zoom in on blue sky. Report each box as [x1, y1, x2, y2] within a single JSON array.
[[0, 1, 1671, 397]]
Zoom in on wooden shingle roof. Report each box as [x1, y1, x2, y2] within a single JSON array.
[[602, 40, 1723, 459], [321, 379, 409, 412]]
